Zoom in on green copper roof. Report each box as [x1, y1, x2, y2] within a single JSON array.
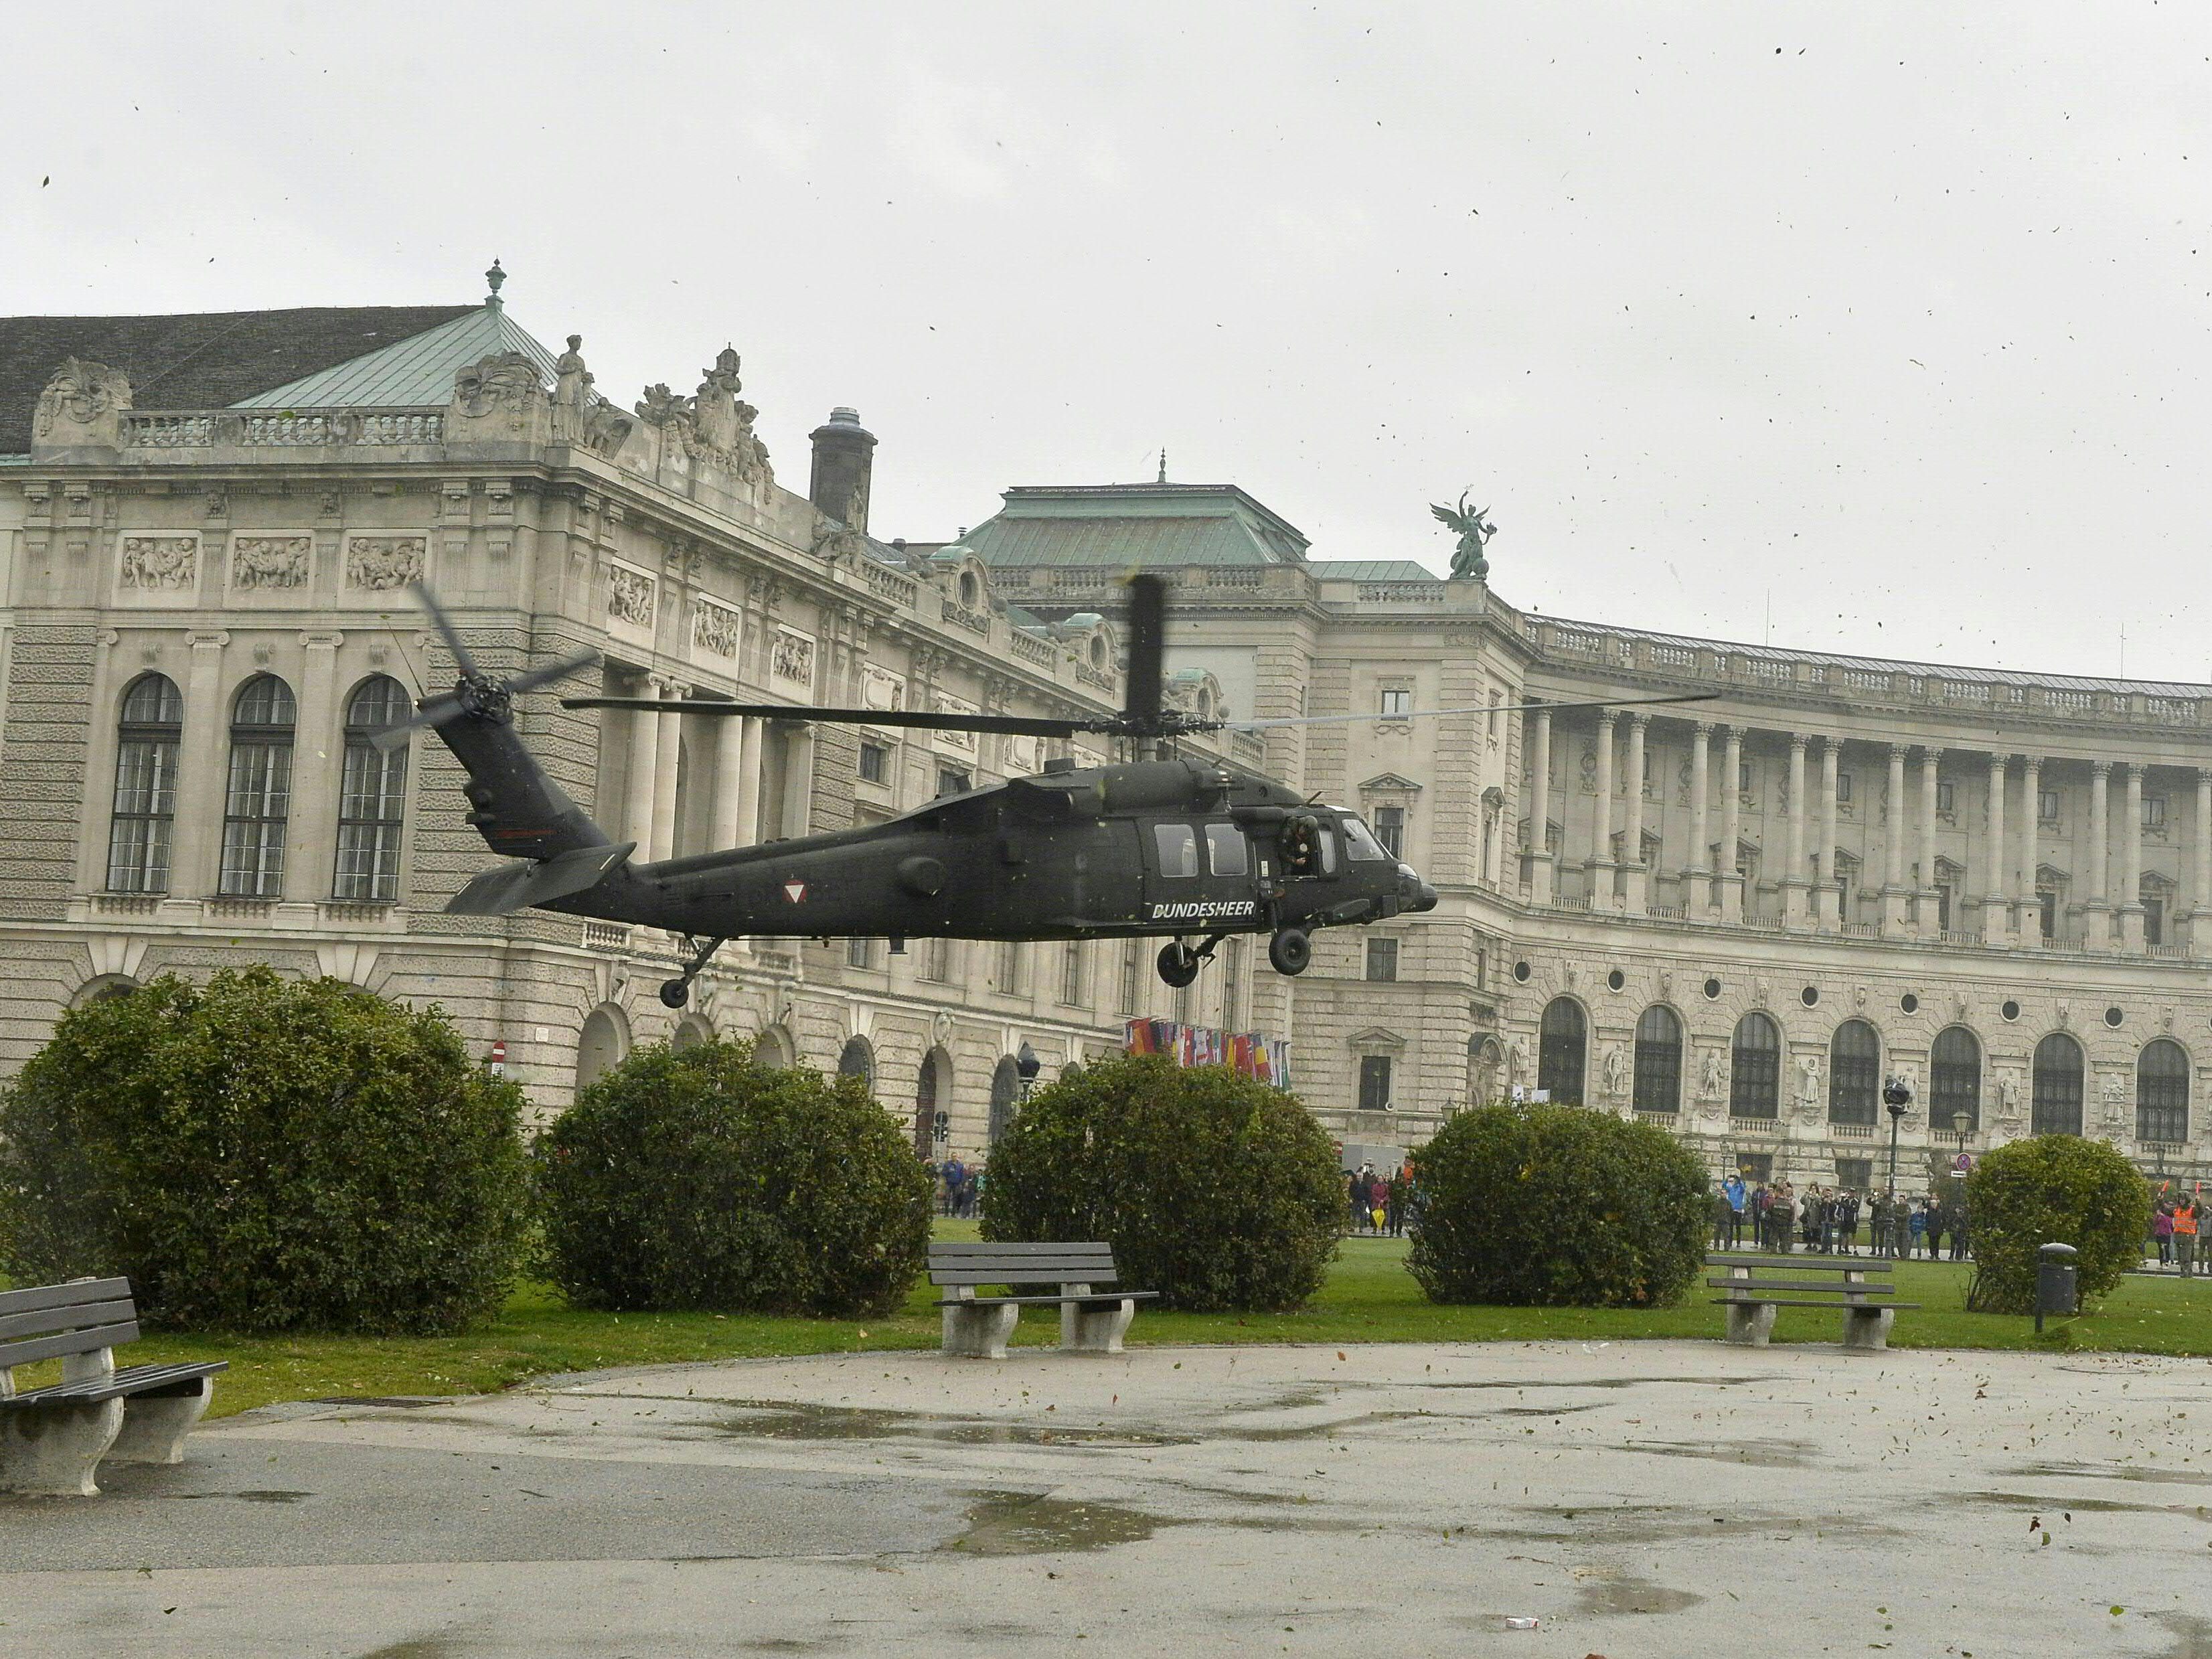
[[1310, 560, 1437, 582], [963, 483, 1311, 570], [231, 302, 558, 409]]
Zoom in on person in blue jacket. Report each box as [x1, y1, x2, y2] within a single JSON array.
[[1721, 1173, 1748, 1249]]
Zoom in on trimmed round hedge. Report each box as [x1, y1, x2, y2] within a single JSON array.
[[536, 1034, 930, 1317], [0, 969, 530, 1334], [1408, 1103, 1708, 1307], [1963, 1134, 2149, 1315], [979, 1053, 1342, 1313]]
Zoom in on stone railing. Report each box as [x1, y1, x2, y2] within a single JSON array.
[[1831, 1121, 1877, 1139], [860, 560, 920, 609], [751, 947, 798, 975], [1010, 630, 1058, 668], [581, 921, 630, 952], [1232, 730, 1267, 766], [1729, 1115, 1783, 1134], [1354, 582, 1445, 604], [121, 407, 446, 449], [90, 892, 161, 917]]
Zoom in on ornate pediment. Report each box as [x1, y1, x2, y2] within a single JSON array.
[[1347, 1026, 1407, 1054], [1359, 772, 1423, 794]]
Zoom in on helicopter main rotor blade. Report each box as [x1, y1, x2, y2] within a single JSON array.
[[408, 582, 481, 681], [1227, 690, 1719, 731], [502, 647, 602, 697], [561, 697, 1103, 739], [1122, 572, 1166, 731], [370, 693, 464, 751]]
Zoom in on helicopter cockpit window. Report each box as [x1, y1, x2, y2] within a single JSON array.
[[1315, 827, 1338, 874], [1204, 823, 1249, 877], [1153, 823, 1200, 878], [1343, 817, 1391, 862]]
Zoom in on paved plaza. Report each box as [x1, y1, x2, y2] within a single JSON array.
[[5, 1339, 2209, 1657]]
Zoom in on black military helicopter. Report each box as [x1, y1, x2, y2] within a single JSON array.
[[382, 578, 1710, 1008]]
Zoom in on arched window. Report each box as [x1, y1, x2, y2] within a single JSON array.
[[1729, 1012, 1781, 1119], [670, 1016, 712, 1051], [1929, 1026, 1981, 1132], [335, 676, 410, 901], [838, 1036, 875, 1089], [2032, 1031, 2084, 1135], [2137, 1038, 2189, 1145], [1827, 1019, 1880, 1125], [989, 1054, 1023, 1146], [1632, 1005, 1681, 1113], [1536, 997, 1586, 1103], [915, 1047, 948, 1158], [107, 673, 183, 893], [219, 674, 295, 896]]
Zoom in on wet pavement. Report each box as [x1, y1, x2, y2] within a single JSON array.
[[5, 1339, 2210, 1656]]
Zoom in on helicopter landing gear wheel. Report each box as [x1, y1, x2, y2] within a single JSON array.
[[1156, 941, 1202, 988], [659, 934, 726, 1011], [1268, 926, 1312, 976], [658, 978, 691, 1009]]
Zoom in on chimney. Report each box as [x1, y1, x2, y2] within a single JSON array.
[[808, 406, 876, 534]]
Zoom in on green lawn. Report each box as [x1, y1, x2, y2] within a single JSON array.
[[67, 1228, 2211, 1420]]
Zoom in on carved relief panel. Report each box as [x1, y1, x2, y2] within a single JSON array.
[[345, 536, 427, 593], [690, 595, 740, 662], [228, 534, 314, 603], [117, 535, 200, 605]]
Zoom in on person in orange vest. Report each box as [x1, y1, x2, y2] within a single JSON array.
[[2173, 1195, 2200, 1279]]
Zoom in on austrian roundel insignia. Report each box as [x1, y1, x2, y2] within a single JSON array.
[[782, 879, 807, 904]]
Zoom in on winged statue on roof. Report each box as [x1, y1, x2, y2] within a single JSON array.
[[1431, 491, 1496, 581]]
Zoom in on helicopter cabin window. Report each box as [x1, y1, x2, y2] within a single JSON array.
[[1343, 817, 1390, 862], [1378, 688, 1411, 718], [1154, 823, 1200, 878], [1204, 823, 1248, 876], [936, 767, 969, 797], [858, 742, 889, 785], [1372, 805, 1405, 859], [1314, 827, 1338, 874]]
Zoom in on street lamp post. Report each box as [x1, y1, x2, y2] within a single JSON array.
[[1883, 1075, 1913, 1207], [1016, 1041, 1042, 1102]]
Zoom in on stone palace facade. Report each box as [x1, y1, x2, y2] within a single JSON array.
[[0, 270, 2205, 1184]]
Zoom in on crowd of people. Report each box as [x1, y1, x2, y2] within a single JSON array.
[[927, 1157, 983, 1218], [2150, 1195, 2201, 1276], [1347, 1162, 1417, 1236], [1711, 1173, 1970, 1259]]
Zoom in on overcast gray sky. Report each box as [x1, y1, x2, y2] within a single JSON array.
[[7, 3, 2211, 682]]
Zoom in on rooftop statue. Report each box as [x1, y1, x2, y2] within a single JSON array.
[[1431, 491, 1496, 581]]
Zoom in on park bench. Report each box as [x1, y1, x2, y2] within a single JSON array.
[[0, 1277, 227, 1497], [928, 1241, 1157, 1359], [1705, 1253, 1920, 1352]]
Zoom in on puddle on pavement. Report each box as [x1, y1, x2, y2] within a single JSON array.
[[1574, 1573, 1707, 1616], [712, 1399, 1194, 1449], [1500, 1504, 1907, 1546], [355, 1637, 466, 1659], [1415, 1374, 1786, 1391], [948, 1492, 1166, 1555], [2148, 1611, 2212, 1659], [170, 1489, 314, 1504], [1601, 1439, 1819, 1468], [1494, 1402, 1612, 1417], [1957, 1491, 2211, 1517], [2005, 1462, 2212, 1488]]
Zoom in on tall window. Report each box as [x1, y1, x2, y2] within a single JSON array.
[[846, 936, 877, 969], [858, 741, 889, 785], [937, 767, 969, 797], [1219, 937, 1242, 1028], [1729, 1012, 1781, 1119], [1365, 937, 1399, 981], [1373, 805, 1405, 859], [1537, 997, 1586, 1103], [1119, 939, 1143, 1013], [994, 940, 1024, 994], [335, 676, 409, 900], [1379, 687, 1411, 717], [919, 935, 951, 982], [107, 673, 183, 892], [2032, 1031, 2084, 1135], [1827, 1019, 1880, 1125], [2142, 876, 2168, 947], [1358, 1054, 1393, 1110], [219, 674, 295, 897], [1060, 939, 1086, 1006], [2137, 1038, 2190, 1144], [1632, 1004, 1682, 1113], [1929, 1026, 1980, 1131]]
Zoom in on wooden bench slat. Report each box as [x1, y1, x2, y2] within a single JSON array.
[[933, 1292, 1160, 1308], [1715, 1297, 1921, 1311], [0, 1278, 132, 1319], [928, 1253, 1119, 1270], [0, 1320, 140, 1370], [1705, 1255, 1891, 1273], [929, 1244, 1117, 1259], [3, 1359, 228, 1407], [0, 1297, 137, 1343], [1704, 1279, 1895, 1294], [932, 1268, 1119, 1284]]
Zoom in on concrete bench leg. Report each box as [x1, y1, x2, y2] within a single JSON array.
[[1842, 1306, 1895, 1353], [1062, 1297, 1136, 1354], [941, 1301, 1020, 1360], [0, 1399, 125, 1497], [106, 1376, 216, 1465], [1725, 1301, 1777, 1347]]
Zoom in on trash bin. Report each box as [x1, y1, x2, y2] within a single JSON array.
[[2035, 1241, 2079, 1331]]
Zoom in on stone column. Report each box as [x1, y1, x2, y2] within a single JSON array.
[[1688, 722, 1712, 919], [283, 631, 344, 905], [2086, 759, 2112, 949], [649, 680, 684, 862], [1877, 744, 1908, 935], [709, 711, 746, 849], [734, 716, 764, 847], [781, 723, 817, 839], [1719, 726, 1745, 922], [164, 631, 230, 903], [2120, 763, 2146, 951], [2194, 771, 2212, 957], [2019, 755, 2043, 941], [625, 697, 661, 856], [1783, 732, 1810, 927], [1526, 704, 1554, 904], [1622, 713, 1650, 915], [1918, 748, 1940, 935], [1589, 711, 1617, 909], [1982, 753, 2009, 945], [1816, 737, 1840, 929]]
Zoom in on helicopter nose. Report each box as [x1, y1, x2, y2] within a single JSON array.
[[1398, 865, 1437, 911]]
